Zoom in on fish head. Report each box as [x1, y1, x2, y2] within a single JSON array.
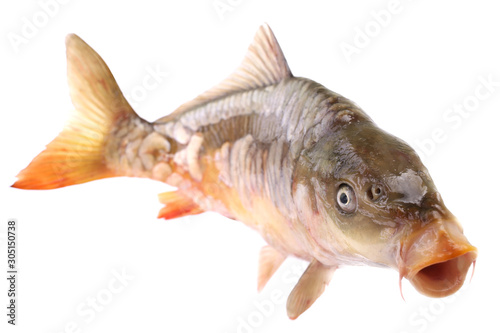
[[296, 113, 477, 297]]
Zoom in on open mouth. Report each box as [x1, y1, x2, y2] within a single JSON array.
[[407, 251, 477, 297], [400, 219, 477, 298]]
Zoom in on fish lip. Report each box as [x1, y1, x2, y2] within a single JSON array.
[[398, 219, 478, 297]]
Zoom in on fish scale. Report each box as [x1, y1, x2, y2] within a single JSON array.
[[148, 77, 356, 224]]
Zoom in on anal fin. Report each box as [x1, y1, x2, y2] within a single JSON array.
[[257, 245, 286, 292], [157, 191, 204, 220], [286, 259, 336, 320]]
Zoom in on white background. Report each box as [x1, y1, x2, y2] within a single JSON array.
[[1, 1, 499, 332]]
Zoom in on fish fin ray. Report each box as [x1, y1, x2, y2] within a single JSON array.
[[157, 191, 204, 220], [158, 23, 292, 121], [257, 245, 286, 292], [12, 34, 137, 190], [286, 259, 336, 320]]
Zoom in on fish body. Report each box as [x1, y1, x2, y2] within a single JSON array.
[[13, 25, 477, 319]]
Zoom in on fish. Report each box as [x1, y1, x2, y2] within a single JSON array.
[[12, 24, 477, 319]]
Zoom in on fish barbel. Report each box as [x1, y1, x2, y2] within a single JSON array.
[[12, 24, 477, 319]]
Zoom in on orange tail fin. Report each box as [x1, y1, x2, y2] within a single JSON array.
[[12, 34, 138, 190]]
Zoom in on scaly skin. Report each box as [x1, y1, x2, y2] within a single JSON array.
[[105, 77, 368, 264]]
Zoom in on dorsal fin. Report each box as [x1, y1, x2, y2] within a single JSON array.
[[160, 24, 292, 121]]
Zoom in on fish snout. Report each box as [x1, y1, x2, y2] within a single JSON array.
[[399, 219, 477, 297]]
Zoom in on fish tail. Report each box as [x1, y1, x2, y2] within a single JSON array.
[[12, 34, 140, 190]]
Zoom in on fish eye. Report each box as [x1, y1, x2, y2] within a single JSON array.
[[336, 184, 357, 214]]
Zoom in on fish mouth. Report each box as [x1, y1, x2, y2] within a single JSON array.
[[399, 219, 477, 298]]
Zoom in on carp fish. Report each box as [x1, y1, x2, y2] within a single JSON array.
[[12, 24, 477, 319]]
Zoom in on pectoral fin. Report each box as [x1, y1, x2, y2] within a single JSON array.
[[286, 259, 336, 320], [257, 245, 286, 292]]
